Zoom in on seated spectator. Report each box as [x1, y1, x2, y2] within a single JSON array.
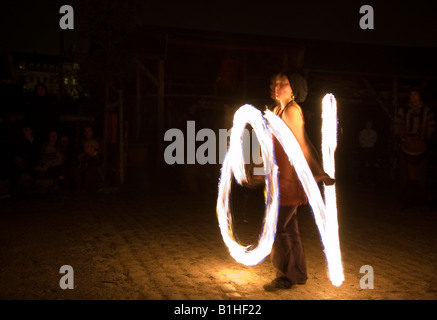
[[77, 125, 101, 158], [76, 139, 104, 192], [35, 130, 66, 180]]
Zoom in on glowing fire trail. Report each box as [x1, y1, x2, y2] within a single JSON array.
[[263, 94, 343, 286], [217, 97, 344, 286], [216, 104, 279, 266], [320, 94, 344, 286]]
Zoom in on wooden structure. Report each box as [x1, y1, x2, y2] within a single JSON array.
[[114, 27, 437, 186]]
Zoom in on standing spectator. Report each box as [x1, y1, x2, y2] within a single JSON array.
[[11, 124, 41, 194], [394, 87, 436, 208], [76, 139, 104, 192], [358, 120, 378, 184]]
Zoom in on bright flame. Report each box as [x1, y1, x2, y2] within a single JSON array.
[[217, 97, 344, 286], [216, 104, 279, 266], [321, 94, 344, 286]]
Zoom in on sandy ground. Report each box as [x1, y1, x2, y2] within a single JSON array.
[[0, 178, 437, 302]]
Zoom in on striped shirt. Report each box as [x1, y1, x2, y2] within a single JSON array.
[[394, 103, 436, 141]]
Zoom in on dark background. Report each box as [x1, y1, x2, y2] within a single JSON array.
[[1, 0, 436, 194], [1, 0, 436, 52], [1, 0, 437, 304]]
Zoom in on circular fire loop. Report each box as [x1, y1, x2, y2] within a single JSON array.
[[216, 104, 279, 266]]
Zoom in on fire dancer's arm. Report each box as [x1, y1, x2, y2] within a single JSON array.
[[283, 103, 335, 185]]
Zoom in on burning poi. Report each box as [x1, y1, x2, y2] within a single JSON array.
[[216, 94, 344, 287]]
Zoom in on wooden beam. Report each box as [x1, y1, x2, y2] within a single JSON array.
[[135, 58, 159, 88], [307, 68, 437, 80], [362, 77, 393, 121], [168, 37, 305, 54], [136, 65, 141, 141]]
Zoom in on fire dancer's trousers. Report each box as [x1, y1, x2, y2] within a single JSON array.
[[271, 205, 308, 284]]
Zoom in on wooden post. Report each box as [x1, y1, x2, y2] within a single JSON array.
[[103, 81, 110, 182], [136, 65, 141, 142], [58, 29, 64, 101], [242, 52, 247, 100], [157, 58, 165, 167], [119, 89, 125, 185], [392, 77, 398, 116], [135, 57, 165, 168]]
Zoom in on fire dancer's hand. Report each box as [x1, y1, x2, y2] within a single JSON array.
[[315, 173, 335, 186]]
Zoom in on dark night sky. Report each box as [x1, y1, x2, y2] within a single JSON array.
[[1, 0, 436, 56], [1, 0, 87, 55], [140, 0, 437, 47]]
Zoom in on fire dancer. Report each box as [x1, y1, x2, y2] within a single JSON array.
[[264, 71, 334, 291]]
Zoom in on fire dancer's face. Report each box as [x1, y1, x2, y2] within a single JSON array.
[[409, 91, 421, 106], [270, 75, 293, 104]]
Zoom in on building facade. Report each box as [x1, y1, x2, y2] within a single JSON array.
[[9, 52, 80, 99]]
